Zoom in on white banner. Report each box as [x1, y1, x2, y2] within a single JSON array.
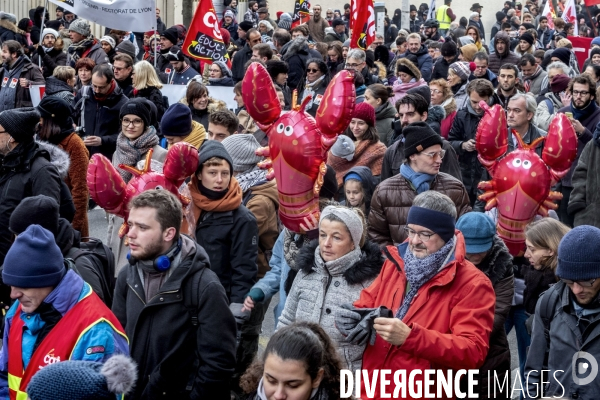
[[48, 0, 155, 32]]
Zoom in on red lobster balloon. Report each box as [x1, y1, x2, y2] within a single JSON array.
[[241, 62, 355, 233], [87, 142, 199, 238], [476, 102, 577, 255]]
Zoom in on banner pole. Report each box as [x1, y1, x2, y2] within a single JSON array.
[[585, 0, 597, 37], [154, 29, 157, 68], [38, 0, 49, 68]]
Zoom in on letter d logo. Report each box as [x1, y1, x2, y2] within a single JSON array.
[[572, 351, 598, 385]]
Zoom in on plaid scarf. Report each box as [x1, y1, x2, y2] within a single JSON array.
[[67, 37, 96, 64], [236, 168, 267, 193], [112, 127, 159, 182]]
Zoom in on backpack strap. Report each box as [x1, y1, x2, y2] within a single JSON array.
[[538, 280, 563, 366], [544, 98, 554, 115], [184, 267, 206, 327]]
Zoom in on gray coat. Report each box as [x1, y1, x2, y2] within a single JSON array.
[[277, 240, 383, 372], [525, 281, 600, 399]]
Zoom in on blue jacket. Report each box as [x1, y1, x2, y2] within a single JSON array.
[[401, 45, 433, 82], [166, 65, 200, 85], [0, 270, 129, 398], [469, 69, 498, 88]]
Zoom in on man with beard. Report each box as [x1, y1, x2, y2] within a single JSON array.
[[409, 5, 420, 33], [155, 27, 179, 72], [164, 46, 199, 85], [423, 19, 442, 42], [381, 94, 460, 182], [112, 190, 236, 399], [449, 79, 495, 206], [236, 21, 253, 48], [66, 19, 109, 68], [402, 33, 433, 81], [556, 75, 600, 226], [0, 40, 44, 112], [339, 191, 494, 399], [232, 29, 262, 83], [488, 31, 520, 75], [495, 63, 521, 109], [306, 4, 329, 42], [520, 54, 547, 95]]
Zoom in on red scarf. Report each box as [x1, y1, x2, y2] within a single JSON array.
[[93, 80, 116, 101]]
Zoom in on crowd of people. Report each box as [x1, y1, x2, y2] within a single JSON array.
[[0, 0, 600, 399]]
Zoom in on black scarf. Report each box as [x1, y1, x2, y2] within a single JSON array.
[[199, 182, 228, 200]]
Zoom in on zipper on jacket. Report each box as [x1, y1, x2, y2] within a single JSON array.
[[128, 283, 146, 305]]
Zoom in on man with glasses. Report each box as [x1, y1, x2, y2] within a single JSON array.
[[346, 48, 379, 86], [368, 121, 470, 246], [112, 53, 134, 97], [525, 225, 600, 398], [341, 191, 494, 398], [73, 64, 128, 159]]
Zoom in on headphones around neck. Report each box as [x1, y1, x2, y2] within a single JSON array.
[[127, 237, 182, 272]]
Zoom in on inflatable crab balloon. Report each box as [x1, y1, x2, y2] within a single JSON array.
[[241, 62, 355, 233], [476, 103, 577, 256], [87, 142, 199, 237]]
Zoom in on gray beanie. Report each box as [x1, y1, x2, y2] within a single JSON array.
[[221, 134, 263, 172], [212, 60, 232, 78], [0, 12, 17, 24], [278, 13, 292, 30], [0, 107, 41, 143], [68, 18, 91, 37], [320, 205, 364, 249], [116, 40, 136, 59], [330, 135, 355, 161], [199, 140, 234, 174]]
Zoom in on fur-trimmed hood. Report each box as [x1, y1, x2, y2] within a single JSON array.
[[0, 18, 24, 35], [395, 57, 421, 81], [428, 104, 446, 124], [36, 140, 71, 178], [477, 236, 513, 286], [296, 239, 384, 285], [442, 97, 457, 116], [284, 36, 310, 58]]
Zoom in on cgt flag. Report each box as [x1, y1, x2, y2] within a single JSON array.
[[291, 0, 311, 28], [182, 0, 228, 64], [350, 0, 375, 50], [562, 0, 578, 35]]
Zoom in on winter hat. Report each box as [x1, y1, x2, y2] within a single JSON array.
[[591, 47, 600, 59], [239, 21, 254, 32], [100, 35, 116, 49], [221, 133, 263, 172], [42, 28, 59, 40], [332, 18, 345, 27], [224, 10, 235, 19], [120, 101, 151, 128], [496, 11, 506, 22], [352, 102, 375, 127], [46, 20, 62, 31], [520, 32, 534, 46], [116, 40, 136, 59], [213, 60, 232, 78], [220, 28, 231, 46], [456, 212, 496, 253], [403, 121, 444, 158], [0, 107, 41, 143], [69, 18, 91, 36], [330, 135, 355, 161], [257, 7, 269, 14], [198, 140, 234, 174], [556, 38, 572, 49], [27, 355, 137, 400], [550, 73, 571, 93], [161, 103, 192, 137], [459, 43, 478, 62], [557, 226, 600, 281], [3, 225, 64, 288], [320, 205, 364, 249], [552, 47, 571, 65], [0, 12, 17, 24], [278, 13, 292, 30], [36, 97, 73, 130], [165, 46, 185, 61], [407, 205, 455, 243], [592, 36, 600, 47], [449, 61, 471, 81], [277, 11, 284, 19], [320, 165, 337, 199], [410, 4, 418, 12], [407, 85, 431, 103], [9, 195, 60, 236], [441, 40, 458, 57], [161, 27, 179, 45]]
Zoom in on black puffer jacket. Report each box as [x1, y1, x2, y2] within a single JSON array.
[[133, 86, 166, 122], [112, 236, 237, 399], [31, 47, 67, 78], [282, 37, 323, 91], [521, 265, 557, 315], [231, 43, 253, 83]]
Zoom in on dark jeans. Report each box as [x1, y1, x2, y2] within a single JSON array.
[[505, 305, 531, 379], [557, 184, 574, 227]]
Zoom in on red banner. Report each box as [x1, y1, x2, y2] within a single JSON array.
[[291, 0, 311, 28], [350, 0, 375, 50], [568, 36, 592, 71], [586, 0, 600, 6], [182, 0, 228, 64]]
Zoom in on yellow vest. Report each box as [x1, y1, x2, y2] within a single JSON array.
[[436, 5, 451, 29]]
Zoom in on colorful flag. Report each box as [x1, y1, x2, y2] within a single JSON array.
[[291, 0, 311, 28], [427, 0, 436, 21], [350, 0, 375, 50], [562, 0, 578, 35], [182, 0, 228, 64], [541, 0, 556, 29]]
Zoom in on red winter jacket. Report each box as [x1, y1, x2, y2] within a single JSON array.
[[354, 231, 496, 400]]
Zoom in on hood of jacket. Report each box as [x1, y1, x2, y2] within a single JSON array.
[[343, 165, 377, 209], [250, 179, 279, 204], [376, 100, 397, 120], [39, 269, 85, 316], [0, 18, 24, 35], [296, 239, 384, 285], [427, 104, 446, 124], [54, 217, 80, 255], [44, 76, 74, 96], [36, 140, 71, 178], [477, 236, 513, 286], [442, 97, 457, 116], [396, 57, 421, 80], [284, 36, 310, 59], [0, 140, 50, 174], [494, 31, 511, 57], [458, 36, 475, 46]]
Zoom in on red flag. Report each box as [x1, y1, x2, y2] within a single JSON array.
[[586, 0, 600, 6], [182, 0, 228, 64], [350, 0, 375, 50], [291, 0, 311, 28]]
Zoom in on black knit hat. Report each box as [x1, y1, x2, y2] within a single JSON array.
[[9, 195, 60, 236], [239, 21, 254, 31], [161, 27, 179, 45], [441, 40, 457, 57], [37, 97, 73, 130], [128, 98, 158, 128], [198, 139, 234, 174], [520, 32, 534, 46], [410, 4, 417, 11], [161, 103, 192, 137], [165, 46, 185, 61], [0, 107, 41, 143], [403, 122, 444, 158], [119, 101, 151, 129]]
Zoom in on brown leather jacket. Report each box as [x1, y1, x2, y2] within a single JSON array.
[[367, 171, 471, 246]]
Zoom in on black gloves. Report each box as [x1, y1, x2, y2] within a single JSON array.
[[36, 45, 46, 57], [335, 303, 393, 346]]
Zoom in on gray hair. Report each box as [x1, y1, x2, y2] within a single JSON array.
[[347, 48, 366, 63], [547, 61, 570, 75], [258, 20, 274, 31], [470, 12, 479, 19], [509, 93, 537, 115], [376, 33, 384, 40], [412, 191, 457, 219]]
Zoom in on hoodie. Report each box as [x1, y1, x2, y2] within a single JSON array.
[[44, 76, 75, 104], [342, 166, 377, 216], [488, 31, 520, 74]]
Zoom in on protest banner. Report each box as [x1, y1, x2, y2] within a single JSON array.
[[182, 0, 228, 65]]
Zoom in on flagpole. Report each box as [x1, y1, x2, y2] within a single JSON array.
[[154, 29, 157, 68], [584, 0, 597, 36]]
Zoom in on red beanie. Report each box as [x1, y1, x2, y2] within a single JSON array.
[[277, 11, 284, 19], [352, 102, 375, 127], [220, 28, 231, 46]]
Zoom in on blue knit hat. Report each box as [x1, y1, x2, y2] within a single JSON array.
[[456, 212, 496, 254], [2, 225, 64, 288], [160, 103, 192, 137], [592, 36, 600, 47], [557, 226, 600, 281]]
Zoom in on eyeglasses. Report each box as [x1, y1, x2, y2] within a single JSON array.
[[420, 149, 446, 159], [122, 118, 143, 127], [430, 89, 442, 94], [561, 278, 597, 287], [306, 68, 320, 73], [572, 90, 590, 97], [345, 62, 362, 68], [404, 227, 436, 242], [209, 68, 221, 73], [113, 66, 127, 71]]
